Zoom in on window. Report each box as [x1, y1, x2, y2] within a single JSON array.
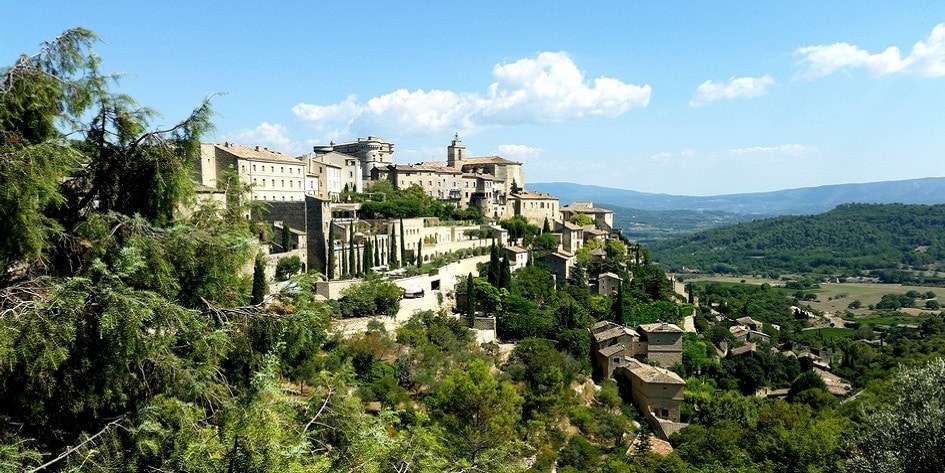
[[262, 179, 266, 186], [281, 166, 284, 173], [252, 165, 256, 172], [270, 166, 274, 172], [281, 180, 284, 187]]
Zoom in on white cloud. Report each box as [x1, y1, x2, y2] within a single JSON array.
[[689, 75, 775, 107], [292, 51, 650, 138], [650, 145, 815, 164], [223, 122, 300, 152], [728, 144, 816, 156], [795, 23, 945, 79], [649, 148, 698, 162], [291, 95, 361, 126], [496, 144, 543, 159]]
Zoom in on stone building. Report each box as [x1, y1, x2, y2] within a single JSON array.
[[560, 201, 615, 230], [446, 134, 524, 196], [637, 322, 684, 367], [503, 245, 529, 271], [306, 151, 362, 197], [591, 321, 643, 379], [614, 359, 686, 438], [509, 190, 560, 226], [555, 220, 584, 254], [541, 250, 574, 284], [372, 163, 463, 200], [592, 320, 689, 439], [198, 143, 306, 203], [598, 272, 622, 296], [316, 136, 394, 182]]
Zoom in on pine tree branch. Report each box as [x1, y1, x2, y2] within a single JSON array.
[[27, 416, 125, 473]]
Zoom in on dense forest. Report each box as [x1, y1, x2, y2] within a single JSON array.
[[2, 29, 944, 472], [649, 203, 945, 281]]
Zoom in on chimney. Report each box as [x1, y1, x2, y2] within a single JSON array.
[[255, 146, 259, 151]]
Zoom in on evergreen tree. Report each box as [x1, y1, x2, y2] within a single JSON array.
[[341, 241, 348, 277], [326, 238, 335, 280], [326, 219, 335, 279], [613, 280, 625, 323], [542, 217, 551, 234], [281, 223, 291, 252], [348, 235, 356, 277], [389, 230, 398, 268], [354, 241, 361, 277], [499, 256, 511, 289], [416, 239, 423, 268], [373, 236, 380, 266], [466, 273, 476, 318], [488, 242, 501, 286], [399, 218, 407, 267], [363, 237, 373, 273], [251, 256, 267, 305]]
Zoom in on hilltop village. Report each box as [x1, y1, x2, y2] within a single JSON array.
[[192, 135, 859, 442], [191, 135, 703, 429], [195, 135, 574, 282]]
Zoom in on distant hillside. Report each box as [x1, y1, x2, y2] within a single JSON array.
[[530, 177, 945, 215], [607, 204, 760, 242], [647, 203, 945, 282]]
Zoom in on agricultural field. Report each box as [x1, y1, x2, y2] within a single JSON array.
[[677, 273, 942, 318]]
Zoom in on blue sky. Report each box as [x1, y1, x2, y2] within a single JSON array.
[[5, 1, 945, 195]]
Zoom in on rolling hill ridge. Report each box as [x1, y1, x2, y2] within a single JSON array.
[[530, 177, 945, 215]]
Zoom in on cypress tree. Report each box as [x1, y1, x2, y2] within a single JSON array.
[[416, 239, 423, 268], [542, 217, 551, 234], [363, 238, 373, 273], [488, 242, 500, 286], [399, 218, 406, 267], [373, 236, 380, 266], [466, 273, 475, 319], [251, 256, 266, 305], [327, 238, 335, 280], [499, 256, 511, 289], [348, 235, 355, 278], [281, 222, 291, 252], [389, 231, 398, 268], [613, 281, 625, 324]]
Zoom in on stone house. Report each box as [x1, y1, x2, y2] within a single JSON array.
[[509, 190, 559, 226], [591, 321, 642, 379], [598, 272, 622, 296], [555, 220, 584, 254], [615, 359, 685, 421], [637, 322, 684, 367], [541, 250, 574, 284], [503, 245, 529, 271], [559, 201, 615, 230]]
